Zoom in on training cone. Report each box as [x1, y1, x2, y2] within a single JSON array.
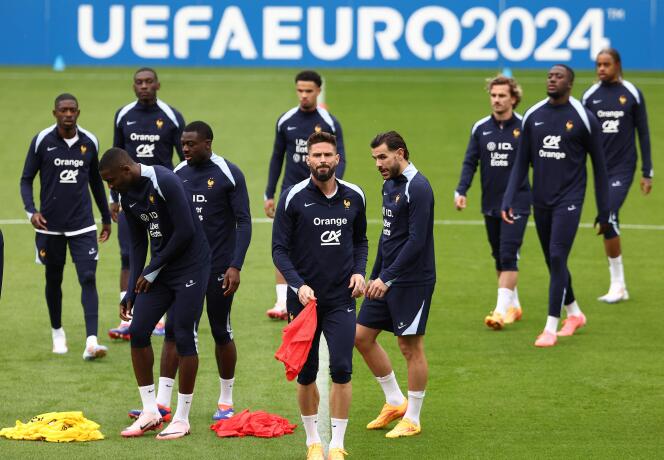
[[53, 55, 66, 72]]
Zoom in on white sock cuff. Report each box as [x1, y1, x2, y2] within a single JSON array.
[[220, 377, 235, 384], [408, 390, 425, 399], [86, 335, 98, 347], [301, 413, 318, 421], [159, 376, 175, 385], [376, 371, 396, 383]]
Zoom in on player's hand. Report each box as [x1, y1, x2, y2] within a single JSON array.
[[501, 209, 515, 224], [349, 274, 366, 298], [110, 202, 120, 223], [594, 217, 611, 236], [365, 278, 388, 300], [641, 177, 653, 195], [264, 199, 275, 218], [222, 267, 240, 297], [455, 195, 467, 211], [297, 284, 316, 306], [30, 212, 48, 231], [135, 275, 152, 293], [120, 299, 133, 321], [99, 223, 112, 243]]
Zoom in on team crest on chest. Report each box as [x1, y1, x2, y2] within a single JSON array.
[[156, 119, 164, 129], [314, 124, 322, 133], [343, 199, 351, 209], [619, 95, 627, 105], [395, 194, 401, 204], [39, 249, 46, 258], [149, 194, 155, 204], [80, 145, 87, 154], [565, 120, 574, 131], [513, 128, 520, 138], [207, 178, 215, 189]]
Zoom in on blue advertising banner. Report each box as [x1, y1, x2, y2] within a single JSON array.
[[1, 1, 662, 69]]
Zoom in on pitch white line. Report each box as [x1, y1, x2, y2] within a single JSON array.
[[2, 218, 663, 231], [1, 71, 664, 86], [316, 336, 331, 451]]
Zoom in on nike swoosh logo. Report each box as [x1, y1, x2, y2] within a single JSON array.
[[592, 99, 602, 104], [347, 308, 354, 313], [185, 281, 196, 287], [535, 122, 544, 126], [127, 121, 137, 125], [512, 215, 522, 220], [286, 126, 297, 131], [129, 203, 137, 208], [217, 275, 224, 282], [47, 146, 57, 151], [140, 421, 158, 430], [397, 323, 407, 329], [482, 131, 492, 135], [148, 389, 154, 393], [304, 203, 315, 207], [568, 205, 576, 211]]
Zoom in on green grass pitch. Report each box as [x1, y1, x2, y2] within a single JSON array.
[[0, 67, 663, 459]]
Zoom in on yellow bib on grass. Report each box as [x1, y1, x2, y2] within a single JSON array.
[[0, 411, 103, 442]]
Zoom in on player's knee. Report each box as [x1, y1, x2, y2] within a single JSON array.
[[164, 324, 176, 342], [354, 329, 375, 352], [603, 226, 619, 240], [211, 325, 233, 345], [174, 340, 197, 356], [548, 249, 567, 270], [121, 254, 130, 270], [77, 270, 96, 286], [500, 256, 518, 271], [297, 366, 318, 385], [397, 338, 423, 361], [129, 325, 151, 348], [330, 368, 351, 384], [173, 325, 198, 356]]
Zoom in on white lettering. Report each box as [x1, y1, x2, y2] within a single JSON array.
[[460, 7, 498, 61], [78, 5, 124, 58], [313, 217, 347, 226], [136, 144, 155, 157], [320, 229, 342, 246], [602, 119, 620, 133], [174, 6, 212, 59], [263, 7, 303, 59], [130, 133, 161, 142], [75, 6, 610, 65], [209, 6, 257, 59], [307, 7, 353, 60], [405, 6, 461, 60], [59, 169, 79, 184], [542, 135, 561, 149], [357, 7, 403, 60], [131, 5, 170, 59], [539, 150, 567, 160], [193, 194, 206, 203], [597, 110, 625, 118], [496, 8, 536, 62], [54, 158, 84, 167]]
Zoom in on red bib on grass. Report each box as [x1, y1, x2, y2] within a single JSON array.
[[274, 299, 317, 381], [210, 410, 296, 438]]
